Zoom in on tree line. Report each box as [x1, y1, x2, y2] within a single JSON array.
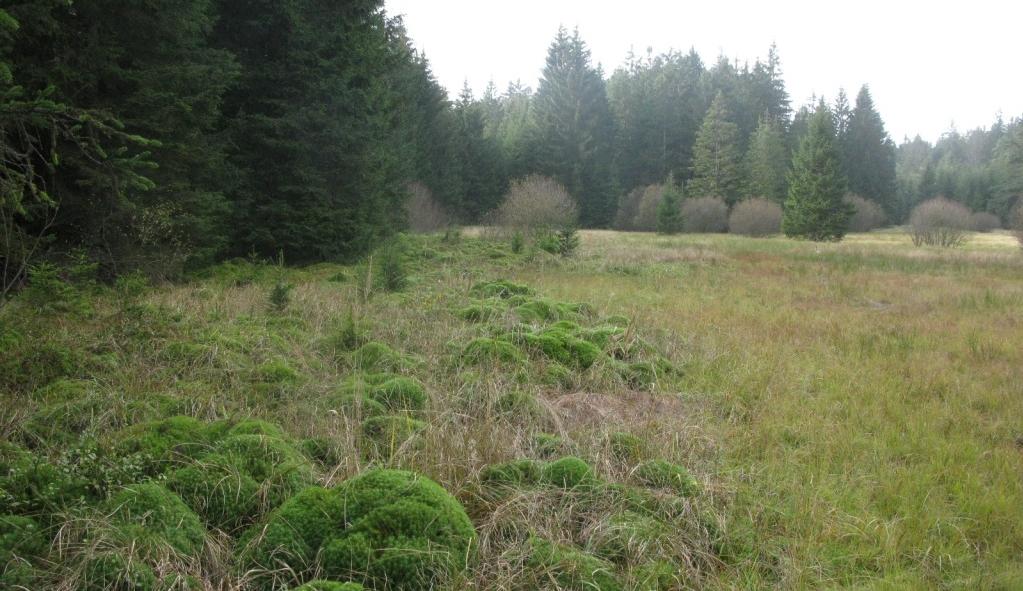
[[2, 4, 1021, 289]]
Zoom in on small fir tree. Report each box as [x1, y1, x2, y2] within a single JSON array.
[[689, 92, 743, 204], [656, 174, 683, 234], [783, 105, 853, 241]]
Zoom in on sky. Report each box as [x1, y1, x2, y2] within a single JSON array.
[[384, 0, 1023, 143]]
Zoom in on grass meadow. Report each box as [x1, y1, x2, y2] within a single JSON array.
[[1, 229, 1021, 590]]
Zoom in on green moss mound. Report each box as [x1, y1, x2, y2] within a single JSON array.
[[300, 437, 344, 467], [293, 581, 365, 591], [541, 456, 597, 489], [166, 460, 260, 532], [470, 280, 532, 299], [527, 537, 622, 591], [480, 459, 542, 486], [532, 433, 566, 459], [608, 432, 645, 463], [456, 303, 504, 323], [367, 377, 428, 412], [80, 553, 158, 591], [106, 483, 205, 555], [227, 419, 286, 438], [542, 362, 575, 389], [361, 415, 426, 455], [461, 337, 524, 365], [240, 470, 474, 590], [211, 434, 315, 508], [634, 460, 699, 497], [519, 328, 603, 369], [238, 486, 345, 585], [591, 511, 669, 563], [115, 416, 212, 473], [350, 342, 408, 372], [632, 559, 682, 590], [320, 469, 476, 589]]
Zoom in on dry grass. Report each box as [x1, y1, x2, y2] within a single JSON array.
[[4, 228, 1023, 589], [506, 229, 1023, 588]]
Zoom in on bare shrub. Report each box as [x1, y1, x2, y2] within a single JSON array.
[[909, 197, 972, 247], [969, 211, 1001, 233], [494, 175, 578, 234], [681, 197, 728, 233], [633, 184, 664, 232], [406, 182, 451, 233], [728, 198, 782, 236], [844, 194, 887, 232]]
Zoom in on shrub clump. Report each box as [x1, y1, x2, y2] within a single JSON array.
[[909, 197, 972, 247], [970, 211, 1001, 232], [844, 194, 887, 232], [239, 470, 475, 590], [634, 460, 699, 497], [728, 198, 783, 236], [681, 197, 729, 233], [492, 175, 578, 235], [405, 181, 451, 233]]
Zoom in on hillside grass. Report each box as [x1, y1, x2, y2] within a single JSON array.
[[1, 229, 1021, 589]]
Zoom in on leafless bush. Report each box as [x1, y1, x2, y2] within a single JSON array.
[[406, 182, 451, 233], [844, 194, 887, 232], [494, 175, 578, 234], [728, 198, 782, 236], [681, 197, 728, 233], [909, 197, 972, 247], [969, 211, 1001, 233]]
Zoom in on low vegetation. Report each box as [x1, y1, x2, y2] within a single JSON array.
[[3, 229, 1021, 589]]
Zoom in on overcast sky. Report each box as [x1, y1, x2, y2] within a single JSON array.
[[384, 0, 1022, 143]]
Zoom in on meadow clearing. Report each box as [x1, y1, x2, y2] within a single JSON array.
[[1, 229, 1021, 590]]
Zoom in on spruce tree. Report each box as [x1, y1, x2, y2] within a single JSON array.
[[783, 105, 853, 241], [689, 92, 743, 204], [453, 84, 507, 221], [215, 0, 408, 261], [745, 116, 790, 202], [533, 27, 615, 227], [656, 174, 683, 234], [843, 86, 897, 216]]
